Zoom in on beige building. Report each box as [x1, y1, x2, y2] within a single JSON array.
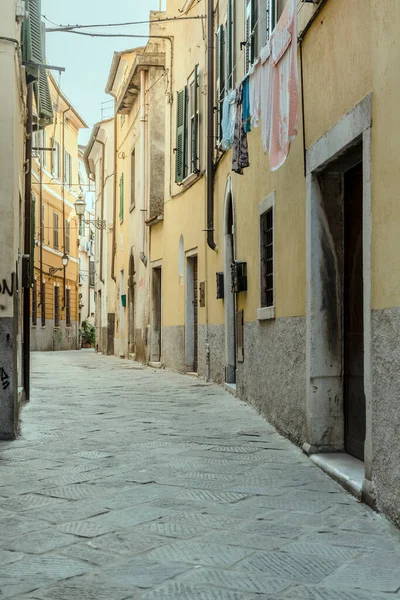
[[89, 0, 400, 527], [86, 31, 166, 360], [0, 0, 53, 436], [30, 75, 87, 351], [78, 146, 95, 331]]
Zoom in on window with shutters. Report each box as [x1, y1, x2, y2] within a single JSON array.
[[42, 129, 47, 169], [215, 25, 225, 145], [175, 88, 187, 183], [188, 67, 199, 176], [245, 0, 258, 74], [64, 151, 72, 188], [66, 289, 71, 327], [89, 261, 95, 288], [32, 280, 37, 326], [175, 65, 200, 183], [225, 0, 234, 91], [130, 150, 136, 209], [41, 282, 46, 327], [54, 286, 60, 327], [258, 191, 275, 320], [40, 203, 44, 244], [53, 212, 59, 249], [119, 174, 124, 222], [65, 220, 70, 253], [51, 139, 61, 179]]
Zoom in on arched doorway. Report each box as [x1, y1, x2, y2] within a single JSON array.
[[224, 177, 236, 384], [128, 252, 135, 356]]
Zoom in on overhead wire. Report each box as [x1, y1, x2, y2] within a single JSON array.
[[43, 15, 206, 32]]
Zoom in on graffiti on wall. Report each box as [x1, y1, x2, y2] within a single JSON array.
[[0, 368, 10, 390], [0, 273, 16, 312]]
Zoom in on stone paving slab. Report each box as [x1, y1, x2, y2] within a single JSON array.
[[0, 350, 399, 598]]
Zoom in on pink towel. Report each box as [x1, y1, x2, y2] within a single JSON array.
[[269, 0, 299, 171]]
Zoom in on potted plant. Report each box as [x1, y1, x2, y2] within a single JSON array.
[[80, 320, 96, 348]]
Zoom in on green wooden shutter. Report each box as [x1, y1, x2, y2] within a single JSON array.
[[192, 64, 199, 174], [175, 88, 187, 183], [66, 221, 70, 253], [216, 25, 224, 144], [22, 0, 42, 81], [227, 0, 233, 90], [37, 22, 53, 127], [119, 174, 124, 221], [250, 0, 256, 65], [268, 0, 276, 39]]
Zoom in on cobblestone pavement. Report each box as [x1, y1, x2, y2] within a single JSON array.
[[0, 351, 399, 599]]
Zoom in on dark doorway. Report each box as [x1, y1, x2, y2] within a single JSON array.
[[224, 193, 236, 384], [185, 256, 198, 373], [192, 257, 198, 373], [151, 267, 162, 363], [344, 162, 366, 460], [128, 254, 135, 355]]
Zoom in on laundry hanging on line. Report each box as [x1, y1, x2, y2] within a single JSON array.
[[222, 0, 299, 173]]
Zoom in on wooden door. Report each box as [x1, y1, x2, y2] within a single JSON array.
[[344, 162, 366, 460], [193, 257, 198, 373]]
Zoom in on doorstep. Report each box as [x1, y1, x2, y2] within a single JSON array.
[[149, 362, 162, 369], [224, 382, 237, 397], [309, 452, 364, 500]]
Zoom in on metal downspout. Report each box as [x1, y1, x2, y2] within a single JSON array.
[[23, 83, 33, 401], [206, 0, 216, 251], [139, 69, 148, 266], [111, 103, 117, 282], [61, 107, 69, 309]]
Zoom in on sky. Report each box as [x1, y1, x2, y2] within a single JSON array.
[[42, 0, 162, 144]]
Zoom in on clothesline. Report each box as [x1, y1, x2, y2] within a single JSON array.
[[216, 0, 311, 105], [220, 0, 299, 174]]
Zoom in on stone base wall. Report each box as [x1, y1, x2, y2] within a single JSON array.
[[371, 307, 400, 527], [0, 317, 18, 439], [31, 320, 78, 352], [236, 318, 307, 445], [198, 324, 225, 384], [162, 326, 185, 373]]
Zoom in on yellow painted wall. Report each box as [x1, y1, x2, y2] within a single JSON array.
[[31, 76, 86, 325], [370, 0, 400, 309], [160, 0, 400, 332]]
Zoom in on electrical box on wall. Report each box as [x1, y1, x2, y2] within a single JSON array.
[[121, 294, 127, 308], [231, 261, 247, 293], [216, 272, 224, 299]]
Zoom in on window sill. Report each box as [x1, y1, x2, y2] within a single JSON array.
[[257, 306, 275, 321], [182, 171, 200, 187]]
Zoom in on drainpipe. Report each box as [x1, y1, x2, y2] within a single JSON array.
[[96, 137, 106, 284], [39, 152, 43, 308], [206, 0, 216, 251], [23, 82, 33, 401], [111, 102, 117, 282], [139, 69, 148, 266], [61, 107, 70, 309]]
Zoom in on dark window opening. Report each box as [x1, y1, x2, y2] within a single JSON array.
[[53, 212, 59, 249], [41, 282, 46, 327], [32, 280, 37, 326], [66, 289, 71, 327], [260, 208, 273, 307], [54, 286, 60, 327]]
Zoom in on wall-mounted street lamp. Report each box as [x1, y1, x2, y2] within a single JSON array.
[[49, 252, 69, 275], [75, 192, 106, 231]]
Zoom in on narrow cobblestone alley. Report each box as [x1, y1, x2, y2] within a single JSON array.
[[0, 351, 400, 599]]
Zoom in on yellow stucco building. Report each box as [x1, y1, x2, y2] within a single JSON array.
[[88, 0, 400, 526], [31, 75, 87, 351]]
